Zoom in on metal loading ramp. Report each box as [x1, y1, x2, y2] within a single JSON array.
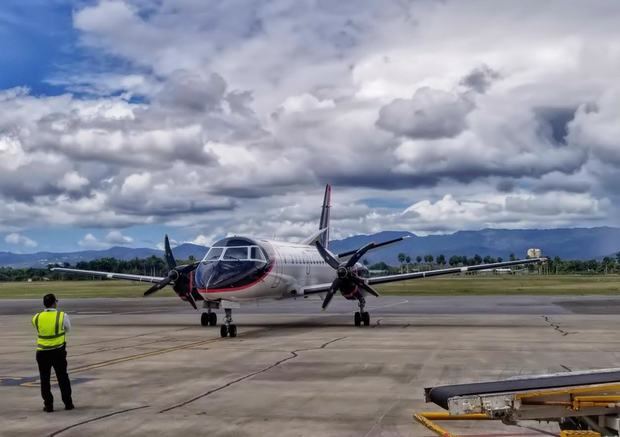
[[416, 369, 620, 437]]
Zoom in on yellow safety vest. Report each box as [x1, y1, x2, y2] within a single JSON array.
[[32, 311, 66, 351]]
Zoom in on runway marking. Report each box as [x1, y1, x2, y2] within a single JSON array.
[[74, 311, 112, 315], [48, 405, 149, 436], [68, 337, 223, 374], [368, 299, 409, 311], [160, 336, 347, 413]]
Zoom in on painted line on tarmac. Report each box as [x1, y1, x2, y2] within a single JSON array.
[[68, 337, 223, 374], [368, 299, 409, 311], [74, 311, 113, 315]]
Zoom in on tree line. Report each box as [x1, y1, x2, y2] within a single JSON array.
[[0, 253, 619, 282], [0, 255, 196, 282], [368, 252, 620, 275]]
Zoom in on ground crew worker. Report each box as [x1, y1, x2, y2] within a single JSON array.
[[32, 293, 74, 412]]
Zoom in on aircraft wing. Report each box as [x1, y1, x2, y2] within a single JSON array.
[[368, 257, 546, 285], [301, 256, 547, 295], [51, 267, 166, 284]]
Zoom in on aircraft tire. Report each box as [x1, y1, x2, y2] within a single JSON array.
[[229, 324, 237, 338], [362, 312, 370, 326], [209, 313, 217, 326], [354, 312, 361, 327], [220, 325, 228, 337], [201, 313, 209, 327]]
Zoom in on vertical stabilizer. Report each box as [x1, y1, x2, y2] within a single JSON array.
[[318, 184, 331, 248]]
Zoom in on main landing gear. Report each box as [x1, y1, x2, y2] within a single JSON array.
[[200, 301, 218, 327], [220, 308, 237, 338], [200, 312, 217, 327], [354, 296, 370, 327]]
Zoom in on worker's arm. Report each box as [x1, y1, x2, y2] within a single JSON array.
[[63, 313, 71, 333]]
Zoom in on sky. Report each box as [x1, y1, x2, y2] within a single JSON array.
[[1, 0, 620, 253]]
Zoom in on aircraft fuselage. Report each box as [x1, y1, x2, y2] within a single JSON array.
[[191, 236, 362, 302]]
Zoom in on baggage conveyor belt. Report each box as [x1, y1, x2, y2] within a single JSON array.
[[426, 368, 620, 410], [416, 369, 620, 436]]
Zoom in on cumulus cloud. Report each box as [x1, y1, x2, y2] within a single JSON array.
[[460, 65, 500, 94], [105, 230, 134, 245], [5, 233, 38, 248], [78, 230, 134, 249], [376, 87, 474, 139], [2, 0, 620, 249]]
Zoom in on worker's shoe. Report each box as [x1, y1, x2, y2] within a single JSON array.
[[64, 403, 75, 411], [43, 405, 53, 413]]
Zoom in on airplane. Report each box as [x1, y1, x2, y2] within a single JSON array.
[[52, 185, 548, 338]]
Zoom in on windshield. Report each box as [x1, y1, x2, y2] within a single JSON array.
[[201, 246, 267, 263]]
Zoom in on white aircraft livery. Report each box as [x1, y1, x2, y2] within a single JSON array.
[[53, 185, 547, 338]]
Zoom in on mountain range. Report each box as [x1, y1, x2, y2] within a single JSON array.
[[1, 227, 619, 268]]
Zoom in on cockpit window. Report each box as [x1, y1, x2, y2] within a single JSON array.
[[223, 247, 248, 260], [250, 247, 266, 261], [202, 245, 267, 263], [203, 247, 223, 261]]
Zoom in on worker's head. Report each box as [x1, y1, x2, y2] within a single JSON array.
[[43, 293, 57, 309]]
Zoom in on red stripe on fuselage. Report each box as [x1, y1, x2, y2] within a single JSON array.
[[197, 262, 274, 293]]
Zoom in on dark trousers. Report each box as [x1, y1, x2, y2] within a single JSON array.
[[36, 345, 72, 407]]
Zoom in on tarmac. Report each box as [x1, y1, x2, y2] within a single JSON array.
[[2, 295, 620, 436]]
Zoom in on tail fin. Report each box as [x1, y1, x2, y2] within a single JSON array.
[[318, 184, 331, 248]]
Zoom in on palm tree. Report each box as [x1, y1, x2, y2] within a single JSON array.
[[436, 254, 446, 266], [405, 255, 411, 272], [398, 253, 406, 273]]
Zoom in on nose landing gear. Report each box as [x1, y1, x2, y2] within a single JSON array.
[[220, 308, 237, 338], [354, 296, 370, 327]]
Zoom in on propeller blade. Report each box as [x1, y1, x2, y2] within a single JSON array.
[[337, 236, 409, 259], [351, 276, 380, 297], [321, 278, 342, 310], [164, 235, 177, 269], [144, 276, 173, 296], [315, 241, 340, 270], [345, 242, 376, 268], [321, 289, 336, 310]]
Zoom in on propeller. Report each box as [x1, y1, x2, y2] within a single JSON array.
[[315, 241, 381, 310], [143, 235, 200, 309]]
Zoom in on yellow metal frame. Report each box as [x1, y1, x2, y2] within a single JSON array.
[[516, 383, 620, 411], [413, 412, 490, 437]]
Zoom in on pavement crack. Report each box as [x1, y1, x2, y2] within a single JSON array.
[[319, 336, 347, 349], [48, 406, 149, 436], [541, 315, 577, 336], [160, 336, 347, 413]]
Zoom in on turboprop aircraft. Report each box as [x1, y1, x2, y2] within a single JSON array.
[[52, 185, 547, 338]]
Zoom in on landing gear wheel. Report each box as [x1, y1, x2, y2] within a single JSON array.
[[208, 312, 217, 326], [201, 313, 209, 327], [228, 324, 237, 338], [354, 312, 361, 327], [220, 325, 228, 337], [362, 312, 370, 326]]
